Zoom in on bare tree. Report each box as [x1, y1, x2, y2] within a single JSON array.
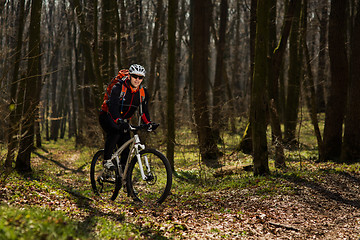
[[100, 0, 112, 82], [166, 0, 177, 170], [69, 0, 102, 104], [322, 0, 349, 161], [16, 0, 43, 173], [238, 0, 257, 155], [119, 0, 129, 67], [316, 0, 328, 113], [0, 0, 6, 15], [284, 0, 302, 146], [252, 0, 270, 176], [301, 0, 324, 161], [212, 0, 228, 143], [341, 0, 360, 162], [148, 0, 164, 99], [192, 0, 221, 165], [267, 0, 286, 169], [5, 0, 26, 169]]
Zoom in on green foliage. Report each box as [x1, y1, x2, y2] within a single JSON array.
[[94, 217, 139, 240], [1, 117, 360, 239], [0, 205, 89, 240]]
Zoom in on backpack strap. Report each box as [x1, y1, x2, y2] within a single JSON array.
[[139, 87, 145, 115], [120, 84, 127, 98], [139, 88, 145, 102], [120, 84, 127, 115], [119, 83, 146, 118]]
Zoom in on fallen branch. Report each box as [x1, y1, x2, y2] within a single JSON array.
[[268, 221, 301, 232], [213, 164, 253, 178]]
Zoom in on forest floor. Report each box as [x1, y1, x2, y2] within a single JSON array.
[[1, 136, 360, 239]]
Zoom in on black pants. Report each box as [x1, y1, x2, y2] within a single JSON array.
[[99, 113, 130, 168]]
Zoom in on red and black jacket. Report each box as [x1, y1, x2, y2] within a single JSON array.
[[105, 78, 151, 124]]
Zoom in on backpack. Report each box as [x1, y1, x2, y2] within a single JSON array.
[[101, 69, 145, 114]]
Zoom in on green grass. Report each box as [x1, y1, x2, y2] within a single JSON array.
[[0, 137, 145, 239], [1, 115, 360, 239], [0, 169, 148, 240], [0, 205, 89, 240], [0, 203, 143, 240]]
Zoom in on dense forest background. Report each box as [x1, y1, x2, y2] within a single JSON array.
[[1, 0, 360, 174]]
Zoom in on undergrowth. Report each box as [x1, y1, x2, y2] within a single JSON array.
[[0, 205, 89, 240], [1, 119, 360, 239]]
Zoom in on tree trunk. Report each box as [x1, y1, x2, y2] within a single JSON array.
[[69, 0, 102, 104], [69, 0, 104, 146], [192, 0, 221, 166], [212, 0, 228, 144], [187, 0, 194, 125], [72, 21, 83, 146], [35, 42, 42, 148], [134, 0, 143, 62], [101, 0, 111, 82], [251, 0, 270, 176], [229, 0, 242, 133], [272, 0, 299, 122], [268, 0, 278, 109], [166, 0, 177, 171], [267, 0, 286, 169], [148, 0, 163, 100], [250, 0, 257, 81], [112, 0, 121, 70], [301, 0, 324, 161], [56, 69, 68, 139], [341, 0, 360, 162], [0, 0, 6, 15], [284, 0, 302, 147], [49, 47, 60, 141], [16, 0, 42, 173], [238, 0, 257, 154], [44, 79, 50, 141], [316, 0, 328, 113], [119, 0, 129, 67], [90, 0, 101, 83], [267, 0, 299, 167], [66, 16, 77, 139], [175, 0, 185, 105], [322, 0, 349, 161], [5, 0, 25, 169]]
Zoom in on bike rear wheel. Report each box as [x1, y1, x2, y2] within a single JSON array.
[[126, 149, 172, 204], [90, 150, 121, 201]]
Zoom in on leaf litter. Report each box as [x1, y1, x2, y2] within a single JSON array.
[[1, 146, 360, 239]]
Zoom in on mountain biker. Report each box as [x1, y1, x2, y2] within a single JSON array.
[[99, 64, 152, 171]]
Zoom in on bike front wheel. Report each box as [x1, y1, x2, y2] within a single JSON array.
[[126, 149, 172, 204], [90, 150, 121, 201]]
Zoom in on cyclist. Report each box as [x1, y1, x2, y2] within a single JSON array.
[[99, 64, 152, 171]]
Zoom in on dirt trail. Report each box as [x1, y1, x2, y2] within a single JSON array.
[[11, 147, 360, 239]]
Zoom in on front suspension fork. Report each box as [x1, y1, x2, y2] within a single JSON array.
[[136, 153, 151, 180]]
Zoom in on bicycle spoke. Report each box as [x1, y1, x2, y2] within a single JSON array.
[[90, 150, 121, 201], [127, 149, 172, 204]]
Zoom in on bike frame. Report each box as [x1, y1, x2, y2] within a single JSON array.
[[110, 131, 150, 185]]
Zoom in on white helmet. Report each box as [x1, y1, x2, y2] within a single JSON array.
[[129, 64, 146, 77]]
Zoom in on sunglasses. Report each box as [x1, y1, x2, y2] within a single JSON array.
[[130, 74, 144, 80]]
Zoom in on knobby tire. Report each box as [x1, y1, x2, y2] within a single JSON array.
[[90, 150, 121, 201], [126, 149, 172, 204]]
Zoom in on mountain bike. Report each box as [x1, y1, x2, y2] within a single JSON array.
[[90, 123, 172, 204]]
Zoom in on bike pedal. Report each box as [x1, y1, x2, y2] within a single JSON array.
[[103, 160, 116, 170]]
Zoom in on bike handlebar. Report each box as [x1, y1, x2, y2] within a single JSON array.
[[129, 123, 160, 132]]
